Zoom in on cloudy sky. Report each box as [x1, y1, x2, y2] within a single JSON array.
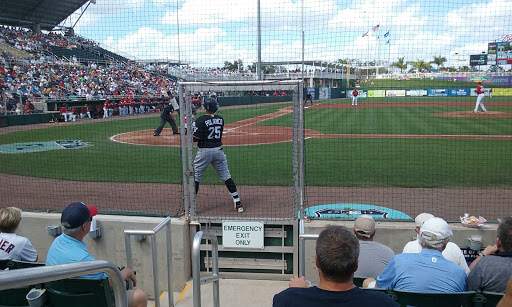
[[62, 0, 512, 68]]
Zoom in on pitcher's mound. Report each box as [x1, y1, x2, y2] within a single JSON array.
[[433, 111, 512, 118]]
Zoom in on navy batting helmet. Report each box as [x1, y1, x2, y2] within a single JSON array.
[[204, 97, 218, 113]]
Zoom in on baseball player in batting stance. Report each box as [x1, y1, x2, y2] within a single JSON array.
[[473, 82, 487, 113], [192, 97, 243, 213]]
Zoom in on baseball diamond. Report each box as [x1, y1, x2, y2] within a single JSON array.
[[1, 99, 511, 221]]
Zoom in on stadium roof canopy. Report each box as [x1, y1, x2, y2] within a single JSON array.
[[0, 0, 88, 32]]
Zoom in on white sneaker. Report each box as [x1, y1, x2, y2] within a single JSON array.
[[234, 201, 244, 213]]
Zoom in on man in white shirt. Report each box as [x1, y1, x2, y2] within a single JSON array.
[[0, 207, 38, 262], [403, 213, 469, 274]]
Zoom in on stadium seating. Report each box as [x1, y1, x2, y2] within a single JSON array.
[[0, 260, 45, 306], [359, 287, 505, 307], [0, 259, 114, 307], [353, 276, 366, 287], [392, 289, 476, 307], [480, 291, 506, 306], [45, 277, 114, 307]]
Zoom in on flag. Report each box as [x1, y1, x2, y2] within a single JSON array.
[[384, 31, 390, 38], [502, 34, 512, 42], [362, 31, 369, 37], [372, 24, 380, 32], [386, 40, 390, 45]]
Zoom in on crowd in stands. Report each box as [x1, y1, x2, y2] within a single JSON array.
[[2, 205, 512, 306], [0, 26, 180, 115], [274, 213, 512, 306]]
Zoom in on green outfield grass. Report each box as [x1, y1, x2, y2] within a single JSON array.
[[322, 96, 512, 104], [263, 105, 512, 135], [0, 100, 511, 188]]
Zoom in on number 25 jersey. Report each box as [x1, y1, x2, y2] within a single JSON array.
[[193, 114, 224, 148]]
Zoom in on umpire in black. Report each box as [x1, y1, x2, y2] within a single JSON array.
[[153, 101, 180, 136]]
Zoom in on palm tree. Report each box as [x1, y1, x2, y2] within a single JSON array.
[[390, 57, 407, 73], [409, 59, 432, 72], [431, 55, 447, 69]]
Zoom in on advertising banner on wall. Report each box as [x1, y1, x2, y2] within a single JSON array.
[[493, 88, 512, 96], [449, 88, 471, 96], [470, 54, 488, 66], [348, 90, 367, 98], [436, 76, 512, 85], [488, 42, 497, 54], [386, 90, 406, 97], [427, 89, 448, 96], [470, 88, 492, 96], [367, 90, 385, 97], [319, 88, 330, 99], [497, 41, 512, 64], [406, 89, 428, 97]]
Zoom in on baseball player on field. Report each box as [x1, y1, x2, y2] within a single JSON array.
[[153, 101, 180, 136], [192, 97, 243, 213], [352, 89, 359, 106], [473, 82, 487, 113]]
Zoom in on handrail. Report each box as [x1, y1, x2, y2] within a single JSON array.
[[0, 260, 127, 307], [192, 231, 220, 307], [298, 219, 319, 278], [124, 216, 173, 307]]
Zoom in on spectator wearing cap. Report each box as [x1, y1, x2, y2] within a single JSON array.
[[0, 207, 38, 262], [273, 226, 399, 307], [364, 217, 466, 292], [403, 213, 469, 274], [353, 215, 394, 279], [467, 217, 512, 293], [46, 202, 147, 307]]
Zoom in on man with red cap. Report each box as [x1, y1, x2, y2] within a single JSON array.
[[473, 81, 487, 113], [46, 202, 147, 307]]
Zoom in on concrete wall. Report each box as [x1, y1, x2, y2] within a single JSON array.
[[301, 220, 499, 285], [18, 212, 191, 299], [16, 213, 500, 297]]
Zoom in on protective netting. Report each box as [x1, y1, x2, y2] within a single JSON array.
[[0, 0, 511, 221]]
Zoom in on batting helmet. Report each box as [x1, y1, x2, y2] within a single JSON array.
[[204, 97, 218, 113]]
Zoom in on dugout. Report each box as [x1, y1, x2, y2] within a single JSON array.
[[0, 112, 57, 127]]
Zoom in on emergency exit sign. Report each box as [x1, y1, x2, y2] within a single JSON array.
[[222, 221, 264, 249]]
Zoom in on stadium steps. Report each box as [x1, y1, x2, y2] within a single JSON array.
[[148, 278, 288, 307], [0, 42, 33, 59]]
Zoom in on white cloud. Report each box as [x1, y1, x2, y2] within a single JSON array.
[[67, 0, 512, 69], [161, 0, 257, 25]]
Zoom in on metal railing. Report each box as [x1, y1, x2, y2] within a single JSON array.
[[0, 260, 127, 307], [298, 219, 318, 278], [192, 231, 220, 307], [124, 216, 173, 307]]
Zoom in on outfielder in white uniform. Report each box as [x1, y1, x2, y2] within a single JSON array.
[[473, 82, 487, 113]]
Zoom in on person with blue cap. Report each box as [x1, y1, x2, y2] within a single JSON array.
[[46, 202, 147, 307]]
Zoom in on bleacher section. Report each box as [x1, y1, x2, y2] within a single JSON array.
[[48, 45, 106, 65], [0, 41, 33, 59], [90, 45, 129, 63]]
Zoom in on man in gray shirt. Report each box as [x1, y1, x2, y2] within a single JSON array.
[[467, 216, 512, 293], [353, 215, 395, 279]]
